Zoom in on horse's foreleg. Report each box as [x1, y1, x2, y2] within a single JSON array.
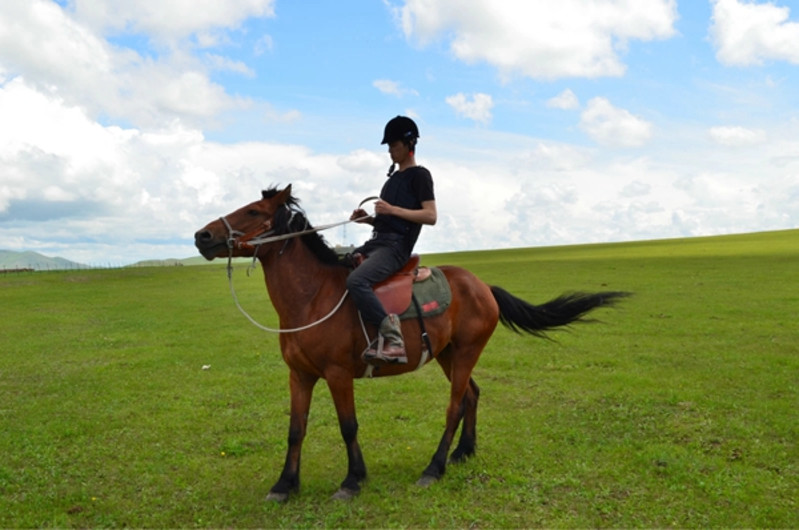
[[326, 368, 367, 500], [267, 369, 317, 502]]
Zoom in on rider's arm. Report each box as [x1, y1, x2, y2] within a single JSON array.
[[375, 199, 437, 226]]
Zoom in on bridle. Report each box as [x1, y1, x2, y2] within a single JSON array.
[[219, 197, 376, 334], [221, 196, 377, 252]]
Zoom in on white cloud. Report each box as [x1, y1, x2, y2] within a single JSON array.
[[445, 92, 493, 124], [579, 97, 653, 147], [547, 89, 580, 110], [0, 1, 250, 129], [373, 79, 419, 97], [65, 0, 276, 44], [263, 103, 302, 124], [397, 0, 678, 79], [0, 79, 346, 263], [204, 53, 256, 77], [709, 126, 767, 147], [254, 34, 274, 55], [621, 180, 652, 198], [710, 0, 799, 66]]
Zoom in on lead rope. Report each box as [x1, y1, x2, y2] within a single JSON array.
[[226, 252, 351, 334], [228, 251, 427, 377], [240, 196, 378, 248], [222, 198, 378, 333]]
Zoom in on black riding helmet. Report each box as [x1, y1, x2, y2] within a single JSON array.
[[381, 115, 419, 146]]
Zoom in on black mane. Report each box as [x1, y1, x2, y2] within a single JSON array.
[[262, 187, 348, 267]]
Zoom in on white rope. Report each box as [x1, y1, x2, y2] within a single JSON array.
[[244, 217, 362, 247], [359, 312, 376, 378], [226, 257, 350, 334], [221, 198, 377, 333], [239, 195, 377, 248]]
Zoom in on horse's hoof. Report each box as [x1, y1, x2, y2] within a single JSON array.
[[416, 474, 438, 488], [266, 491, 290, 503], [449, 452, 473, 465], [331, 487, 359, 501]]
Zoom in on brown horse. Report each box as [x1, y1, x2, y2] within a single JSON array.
[[194, 184, 628, 501]]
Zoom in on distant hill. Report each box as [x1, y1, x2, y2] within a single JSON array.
[[0, 250, 256, 271], [179, 256, 212, 266], [128, 256, 249, 267], [128, 258, 186, 267], [0, 250, 88, 271]]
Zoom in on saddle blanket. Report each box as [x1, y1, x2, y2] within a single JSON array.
[[399, 267, 451, 320]]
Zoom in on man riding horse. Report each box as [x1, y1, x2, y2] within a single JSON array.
[[347, 116, 437, 365]]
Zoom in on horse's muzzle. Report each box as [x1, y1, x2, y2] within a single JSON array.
[[194, 229, 225, 260]]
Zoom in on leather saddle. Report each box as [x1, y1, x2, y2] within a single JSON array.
[[355, 253, 431, 315]]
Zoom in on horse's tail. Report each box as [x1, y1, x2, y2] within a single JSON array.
[[490, 287, 630, 337]]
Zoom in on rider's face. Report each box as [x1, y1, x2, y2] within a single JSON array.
[[388, 140, 411, 164]]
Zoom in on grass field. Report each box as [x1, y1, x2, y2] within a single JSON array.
[[1, 230, 797, 528]]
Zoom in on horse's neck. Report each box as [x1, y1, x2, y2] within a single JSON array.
[[258, 241, 344, 320]]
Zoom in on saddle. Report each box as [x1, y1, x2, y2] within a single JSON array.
[[349, 253, 430, 315], [373, 254, 432, 315], [355, 253, 451, 366]]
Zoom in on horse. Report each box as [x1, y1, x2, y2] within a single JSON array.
[[194, 184, 629, 501]]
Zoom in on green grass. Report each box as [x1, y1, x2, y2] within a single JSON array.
[[1, 230, 798, 527]]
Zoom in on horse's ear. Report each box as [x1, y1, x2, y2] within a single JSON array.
[[275, 184, 292, 206]]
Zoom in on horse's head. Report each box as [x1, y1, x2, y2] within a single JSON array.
[[194, 184, 297, 260]]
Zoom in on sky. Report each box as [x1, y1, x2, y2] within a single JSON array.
[[2, 0, 799, 266]]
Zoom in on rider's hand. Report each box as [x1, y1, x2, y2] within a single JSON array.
[[374, 199, 394, 216], [351, 208, 369, 222]]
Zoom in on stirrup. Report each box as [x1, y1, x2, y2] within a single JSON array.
[[362, 335, 407, 365], [362, 336, 382, 361]]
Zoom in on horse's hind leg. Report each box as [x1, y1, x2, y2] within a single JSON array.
[[450, 377, 480, 463], [435, 352, 480, 463], [420, 351, 481, 485]]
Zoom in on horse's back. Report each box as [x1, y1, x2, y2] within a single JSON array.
[[437, 265, 500, 340]]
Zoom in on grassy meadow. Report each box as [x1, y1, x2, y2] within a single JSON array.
[[1, 229, 797, 528]]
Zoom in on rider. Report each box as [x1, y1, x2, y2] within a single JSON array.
[[347, 116, 437, 364]]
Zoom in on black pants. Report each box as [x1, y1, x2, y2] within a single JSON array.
[[346, 240, 408, 325]]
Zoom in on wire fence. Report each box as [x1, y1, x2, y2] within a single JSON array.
[[0, 261, 186, 273]]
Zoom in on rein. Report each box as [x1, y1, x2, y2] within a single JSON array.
[[225, 257, 349, 334], [226, 196, 378, 252], [222, 197, 377, 334]]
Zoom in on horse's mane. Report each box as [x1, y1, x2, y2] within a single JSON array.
[[262, 187, 348, 267]]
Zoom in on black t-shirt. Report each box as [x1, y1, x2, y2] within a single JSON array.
[[372, 166, 434, 254]]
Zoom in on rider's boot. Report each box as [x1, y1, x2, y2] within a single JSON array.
[[363, 314, 407, 365]]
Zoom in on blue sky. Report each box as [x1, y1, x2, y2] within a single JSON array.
[[2, 0, 799, 266]]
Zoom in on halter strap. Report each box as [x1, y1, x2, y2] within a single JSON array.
[[220, 216, 245, 248]]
